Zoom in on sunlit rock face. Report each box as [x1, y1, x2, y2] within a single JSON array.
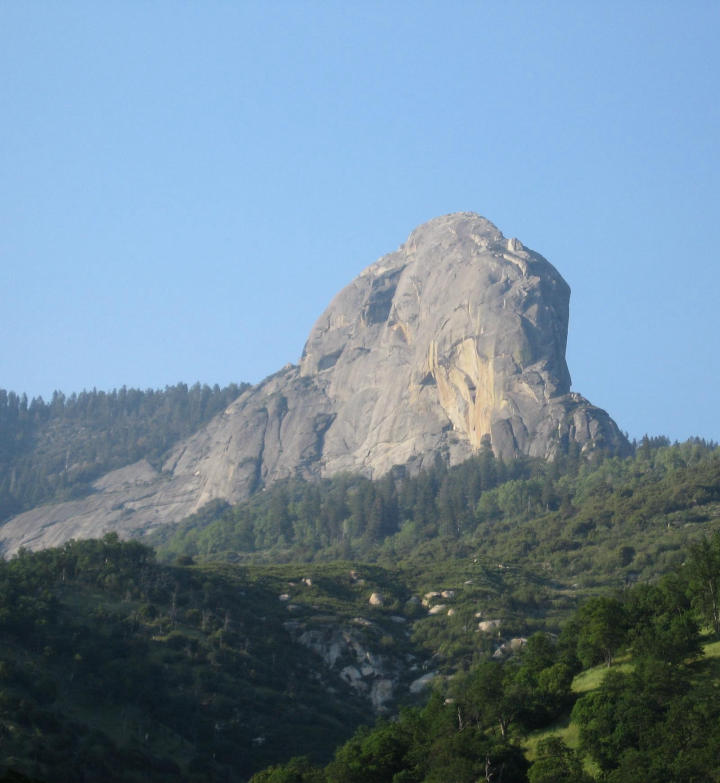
[[0, 213, 628, 554], [299, 212, 581, 471]]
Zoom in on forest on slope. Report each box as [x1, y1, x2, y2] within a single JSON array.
[[154, 437, 720, 588], [1, 386, 720, 781], [0, 535, 376, 782], [1, 529, 720, 782], [0, 383, 247, 520], [249, 530, 720, 783], [146, 437, 720, 679]]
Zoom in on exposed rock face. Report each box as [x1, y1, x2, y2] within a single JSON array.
[[283, 618, 411, 712], [0, 213, 628, 554]]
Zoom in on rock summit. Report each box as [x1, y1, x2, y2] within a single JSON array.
[[0, 213, 627, 553]]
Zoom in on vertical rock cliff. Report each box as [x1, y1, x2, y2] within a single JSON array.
[[0, 213, 628, 553]]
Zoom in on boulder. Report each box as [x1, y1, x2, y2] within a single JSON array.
[[409, 671, 438, 694], [368, 592, 384, 607]]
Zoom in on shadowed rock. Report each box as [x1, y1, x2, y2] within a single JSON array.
[[0, 213, 628, 554]]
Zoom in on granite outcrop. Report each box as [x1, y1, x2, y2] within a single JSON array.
[[0, 213, 628, 554]]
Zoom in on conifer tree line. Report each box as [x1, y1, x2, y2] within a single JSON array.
[[158, 436, 720, 576], [0, 382, 248, 520]]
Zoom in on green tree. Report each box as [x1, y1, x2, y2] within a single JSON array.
[[575, 596, 627, 667], [249, 756, 325, 783], [528, 737, 592, 783], [686, 532, 720, 634], [520, 632, 557, 674], [630, 609, 702, 665], [458, 661, 530, 737], [572, 660, 689, 774], [325, 721, 410, 783]]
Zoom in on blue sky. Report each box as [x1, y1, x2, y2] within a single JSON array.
[[2, 2, 718, 443]]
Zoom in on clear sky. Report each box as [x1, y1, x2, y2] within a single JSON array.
[[2, 2, 718, 444]]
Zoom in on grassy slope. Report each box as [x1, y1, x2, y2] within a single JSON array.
[[523, 634, 720, 776]]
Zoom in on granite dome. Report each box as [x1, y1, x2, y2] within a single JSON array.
[[0, 213, 628, 554]]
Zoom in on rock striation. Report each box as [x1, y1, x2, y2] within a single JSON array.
[[0, 213, 628, 554]]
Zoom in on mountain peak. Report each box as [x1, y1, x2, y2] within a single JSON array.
[[0, 215, 628, 554]]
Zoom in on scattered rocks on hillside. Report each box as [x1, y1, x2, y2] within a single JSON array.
[[493, 637, 527, 658]]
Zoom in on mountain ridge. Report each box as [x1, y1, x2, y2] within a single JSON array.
[[0, 213, 628, 554]]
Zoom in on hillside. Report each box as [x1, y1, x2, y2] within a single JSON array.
[[0, 439, 719, 780], [0, 214, 629, 555], [0, 383, 247, 523], [154, 437, 720, 586], [3, 526, 720, 782], [0, 537, 379, 782], [247, 534, 720, 783]]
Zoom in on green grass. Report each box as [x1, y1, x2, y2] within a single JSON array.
[[524, 638, 720, 778], [523, 661, 631, 761], [522, 713, 602, 778], [571, 658, 633, 694], [702, 638, 720, 658], [524, 715, 576, 758]]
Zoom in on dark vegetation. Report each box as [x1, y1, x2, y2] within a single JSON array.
[[154, 436, 720, 595], [0, 535, 372, 782], [0, 383, 248, 520], [2, 532, 720, 781], [248, 533, 720, 783], [1, 384, 720, 781]]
